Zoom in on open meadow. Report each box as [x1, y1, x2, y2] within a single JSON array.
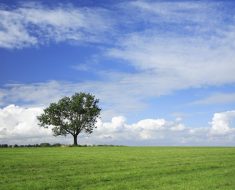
[[0, 147, 235, 190]]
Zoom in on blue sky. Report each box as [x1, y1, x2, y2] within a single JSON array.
[[1, 0, 235, 145]]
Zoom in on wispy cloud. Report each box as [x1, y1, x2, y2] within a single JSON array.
[[107, 33, 235, 96], [71, 64, 91, 72], [107, 1, 235, 95], [0, 3, 113, 48], [191, 92, 235, 105], [128, 1, 222, 24], [0, 80, 147, 120]]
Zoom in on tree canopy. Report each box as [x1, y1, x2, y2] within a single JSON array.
[[37, 92, 101, 145]]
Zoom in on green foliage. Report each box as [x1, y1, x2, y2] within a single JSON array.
[[39, 143, 51, 147], [0, 147, 235, 190], [37, 92, 101, 145]]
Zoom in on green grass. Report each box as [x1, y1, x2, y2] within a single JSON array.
[[0, 147, 235, 190]]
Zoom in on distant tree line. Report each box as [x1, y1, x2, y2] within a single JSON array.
[[0, 144, 125, 148], [0, 143, 62, 148]]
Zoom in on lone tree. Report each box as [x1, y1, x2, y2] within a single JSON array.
[[37, 92, 101, 146]]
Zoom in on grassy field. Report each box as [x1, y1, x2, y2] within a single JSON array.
[[0, 147, 235, 190]]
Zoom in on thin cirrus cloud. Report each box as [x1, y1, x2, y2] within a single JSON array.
[[191, 92, 235, 105], [0, 104, 235, 146], [102, 1, 235, 101], [107, 30, 235, 97], [127, 1, 222, 24], [0, 3, 113, 49], [107, 1, 235, 90]]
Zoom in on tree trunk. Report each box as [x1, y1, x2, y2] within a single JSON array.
[[73, 135, 78, 146]]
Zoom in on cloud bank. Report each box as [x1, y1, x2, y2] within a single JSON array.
[[0, 105, 234, 146]]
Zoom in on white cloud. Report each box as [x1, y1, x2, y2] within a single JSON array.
[[0, 10, 38, 48], [71, 64, 91, 71], [0, 105, 48, 143], [170, 123, 186, 131], [210, 111, 235, 136], [0, 3, 113, 48], [0, 81, 73, 106], [1, 105, 234, 146], [0, 80, 147, 121], [0, 91, 5, 101], [0, 105, 42, 137], [191, 92, 235, 105], [107, 25, 235, 95], [80, 111, 235, 146], [128, 1, 220, 25], [0, 104, 73, 145], [1, 1, 235, 105], [103, 1, 235, 97]]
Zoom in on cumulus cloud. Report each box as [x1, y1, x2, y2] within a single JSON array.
[[210, 111, 235, 136], [0, 104, 72, 145], [1, 105, 235, 146], [0, 105, 49, 143], [86, 112, 235, 146], [0, 3, 113, 48]]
